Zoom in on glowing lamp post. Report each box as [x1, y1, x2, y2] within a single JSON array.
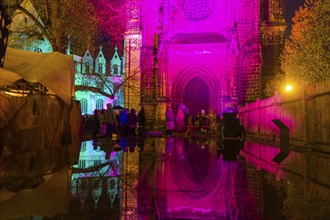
[[285, 84, 293, 92]]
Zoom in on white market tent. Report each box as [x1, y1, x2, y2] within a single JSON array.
[[0, 47, 75, 105]]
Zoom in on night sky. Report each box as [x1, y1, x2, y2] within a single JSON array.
[[285, 0, 305, 38]]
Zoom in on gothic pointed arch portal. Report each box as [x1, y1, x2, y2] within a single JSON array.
[[171, 64, 224, 115], [184, 77, 209, 115]]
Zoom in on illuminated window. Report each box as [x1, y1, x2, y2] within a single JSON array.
[[96, 99, 104, 110], [98, 63, 103, 73], [75, 62, 81, 74], [109, 178, 115, 189], [85, 63, 90, 74], [80, 98, 88, 114], [80, 142, 86, 152], [113, 65, 118, 75], [78, 160, 86, 168]]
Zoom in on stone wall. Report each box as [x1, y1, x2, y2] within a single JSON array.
[[237, 0, 263, 103], [239, 80, 330, 153]]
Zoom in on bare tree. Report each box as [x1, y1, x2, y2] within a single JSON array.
[[74, 69, 140, 100]]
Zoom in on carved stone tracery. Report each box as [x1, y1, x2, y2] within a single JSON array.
[[182, 0, 214, 22]]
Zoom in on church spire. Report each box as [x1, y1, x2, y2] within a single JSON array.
[[95, 44, 106, 74], [111, 46, 121, 75], [66, 35, 70, 55]]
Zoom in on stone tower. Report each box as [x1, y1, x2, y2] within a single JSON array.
[[123, 0, 142, 113], [260, 0, 286, 97]]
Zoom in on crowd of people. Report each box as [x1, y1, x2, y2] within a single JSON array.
[[85, 103, 227, 140], [90, 104, 146, 141], [165, 105, 222, 137]]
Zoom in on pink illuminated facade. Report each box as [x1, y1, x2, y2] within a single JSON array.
[[124, 0, 285, 121]]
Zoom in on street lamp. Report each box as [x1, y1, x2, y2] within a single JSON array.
[[285, 84, 293, 92]]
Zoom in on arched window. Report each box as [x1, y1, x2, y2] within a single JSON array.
[[75, 62, 81, 74], [85, 63, 90, 74], [113, 64, 118, 75], [98, 63, 103, 73], [96, 99, 104, 110], [80, 98, 88, 114]]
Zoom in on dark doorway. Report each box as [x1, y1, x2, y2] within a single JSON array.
[[184, 77, 210, 115]]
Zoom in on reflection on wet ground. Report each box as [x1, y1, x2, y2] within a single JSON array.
[[1, 135, 329, 220]]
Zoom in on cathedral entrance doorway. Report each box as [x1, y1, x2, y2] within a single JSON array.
[[183, 77, 210, 116]]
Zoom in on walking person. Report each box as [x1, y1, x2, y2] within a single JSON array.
[[115, 110, 121, 135], [138, 107, 146, 136], [165, 105, 175, 137], [175, 107, 185, 134], [120, 108, 129, 137], [98, 109, 107, 137], [105, 103, 117, 138], [128, 108, 138, 137]]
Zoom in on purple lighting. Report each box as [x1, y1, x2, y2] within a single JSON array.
[[134, 0, 264, 116]]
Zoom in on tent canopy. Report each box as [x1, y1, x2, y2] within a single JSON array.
[[0, 47, 75, 105]]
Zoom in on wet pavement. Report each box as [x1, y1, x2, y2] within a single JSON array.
[[1, 134, 329, 220]]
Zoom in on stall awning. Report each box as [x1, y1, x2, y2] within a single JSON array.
[[0, 47, 75, 105]]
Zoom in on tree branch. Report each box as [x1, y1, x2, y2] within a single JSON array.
[[95, 74, 114, 94], [75, 85, 114, 99], [14, 4, 50, 40], [113, 71, 139, 94]]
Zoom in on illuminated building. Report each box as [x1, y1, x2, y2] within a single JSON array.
[[123, 0, 286, 123], [6, 0, 125, 115], [74, 45, 124, 114]]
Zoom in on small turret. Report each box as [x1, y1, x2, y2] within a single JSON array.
[[111, 46, 122, 75], [95, 45, 106, 74], [66, 35, 70, 55], [82, 48, 94, 74]]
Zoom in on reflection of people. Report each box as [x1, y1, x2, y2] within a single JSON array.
[[174, 138, 186, 160], [165, 106, 175, 137], [165, 137, 175, 155], [127, 136, 137, 152], [175, 108, 185, 134], [119, 137, 127, 152], [137, 135, 146, 152]]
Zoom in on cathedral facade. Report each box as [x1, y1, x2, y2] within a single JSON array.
[[124, 0, 285, 123]]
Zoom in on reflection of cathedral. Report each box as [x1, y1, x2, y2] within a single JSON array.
[[124, 0, 286, 122], [136, 137, 246, 219]]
